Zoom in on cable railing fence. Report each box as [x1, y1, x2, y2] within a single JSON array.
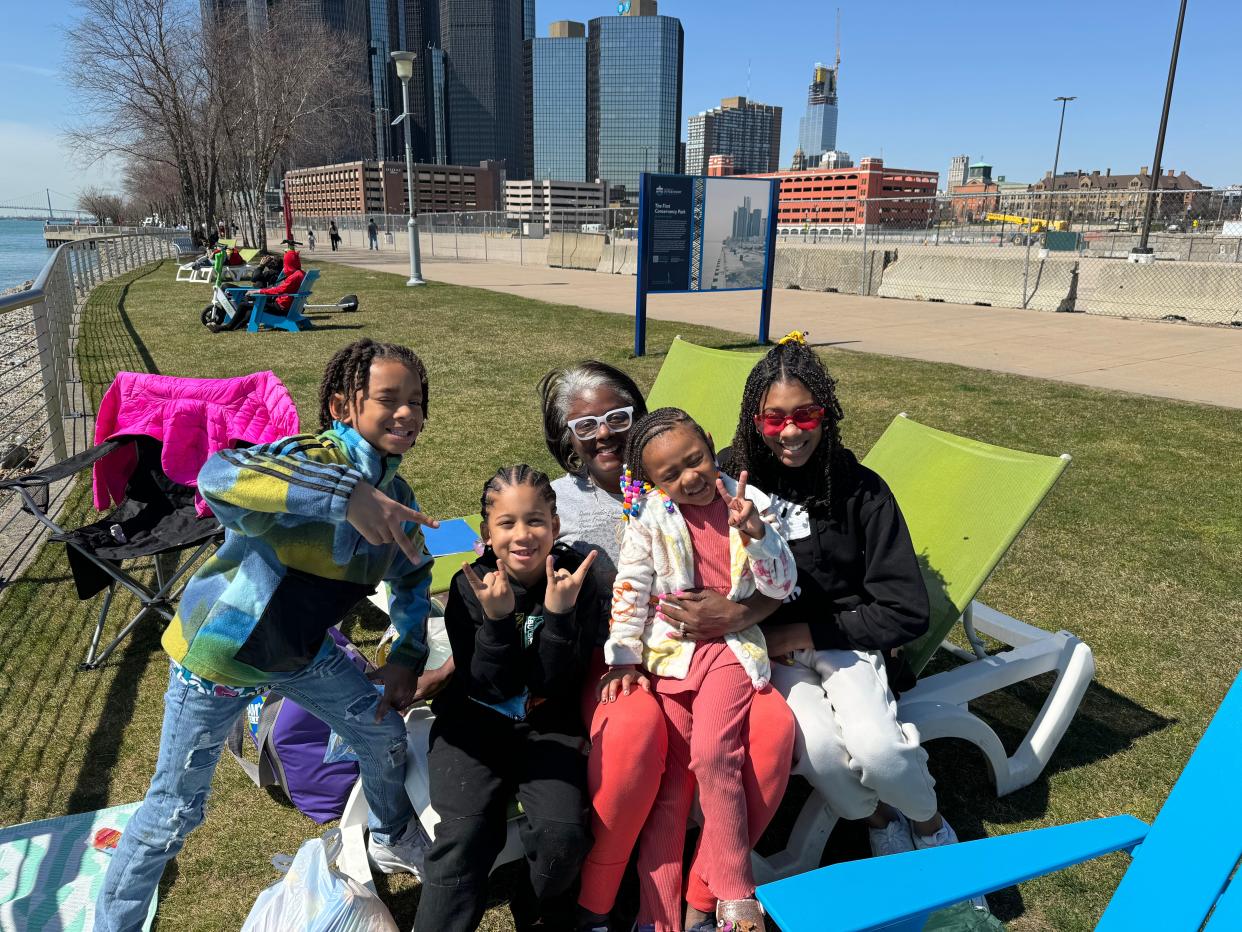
[[0, 232, 182, 589]]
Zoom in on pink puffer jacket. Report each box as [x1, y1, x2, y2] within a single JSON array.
[[92, 371, 300, 516]]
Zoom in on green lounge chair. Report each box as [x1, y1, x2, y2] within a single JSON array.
[[646, 336, 765, 448], [754, 413, 1095, 881]]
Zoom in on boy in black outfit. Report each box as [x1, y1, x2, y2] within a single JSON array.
[[416, 465, 601, 932]]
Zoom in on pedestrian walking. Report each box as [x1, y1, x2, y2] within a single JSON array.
[[368, 217, 379, 250], [307, 228, 316, 251], [329, 221, 340, 252]]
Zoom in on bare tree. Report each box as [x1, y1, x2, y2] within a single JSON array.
[[212, 8, 370, 249], [123, 150, 185, 225], [66, 0, 222, 244], [76, 188, 133, 224]]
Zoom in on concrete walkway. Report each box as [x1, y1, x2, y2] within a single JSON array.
[[316, 245, 1242, 410]]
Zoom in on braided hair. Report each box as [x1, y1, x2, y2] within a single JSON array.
[[479, 464, 558, 529], [623, 407, 712, 484], [537, 361, 647, 475], [733, 340, 848, 510], [318, 338, 429, 430]]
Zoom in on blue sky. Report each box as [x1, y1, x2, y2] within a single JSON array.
[[3, 0, 1240, 209]]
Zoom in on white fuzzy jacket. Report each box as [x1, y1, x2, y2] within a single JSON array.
[[604, 474, 797, 688]]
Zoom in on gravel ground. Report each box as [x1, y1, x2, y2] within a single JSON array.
[[0, 282, 65, 583], [0, 298, 42, 476]]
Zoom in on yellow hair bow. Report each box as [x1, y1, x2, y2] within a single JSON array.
[[778, 330, 808, 346]]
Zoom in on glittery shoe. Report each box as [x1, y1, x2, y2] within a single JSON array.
[[715, 898, 766, 932]]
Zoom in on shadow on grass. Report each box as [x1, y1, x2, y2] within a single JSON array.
[[0, 488, 163, 823]]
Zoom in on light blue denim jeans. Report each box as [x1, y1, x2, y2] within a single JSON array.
[[94, 644, 412, 932]]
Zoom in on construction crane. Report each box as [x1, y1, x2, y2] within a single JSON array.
[[985, 213, 1067, 233]]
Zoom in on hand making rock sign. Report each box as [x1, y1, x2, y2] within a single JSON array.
[[460, 560, 516, 620], [544, 548, 598, 614]]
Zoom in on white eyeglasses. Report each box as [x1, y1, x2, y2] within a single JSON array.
[[566, 406, 634, 440]]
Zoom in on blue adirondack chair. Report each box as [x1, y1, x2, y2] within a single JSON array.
[[247, 268, 320, 332], [756, 669, 1242, 931]]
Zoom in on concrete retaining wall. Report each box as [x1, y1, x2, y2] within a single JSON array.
[[877, 251, 1076, 311], [598, 241, 638, 275], [547, 232, 605, 270], [1075, 258, 1242, 325], [774, 245, 890, 296]]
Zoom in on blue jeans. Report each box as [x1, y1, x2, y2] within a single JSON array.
[[95, 645, 412, 932]]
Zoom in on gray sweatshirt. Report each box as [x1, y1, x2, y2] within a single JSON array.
[[552, 473, 625, 645]]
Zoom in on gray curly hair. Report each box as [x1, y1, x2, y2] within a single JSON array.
[[537, 360, 647, 475]]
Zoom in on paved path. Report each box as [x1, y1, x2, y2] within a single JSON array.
[[317, 245, 1242, 409]]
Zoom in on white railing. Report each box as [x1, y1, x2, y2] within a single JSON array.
[[0, 232, 182, 588]]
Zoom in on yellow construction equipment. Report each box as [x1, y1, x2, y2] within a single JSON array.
[[985, 213, 1067, 233]]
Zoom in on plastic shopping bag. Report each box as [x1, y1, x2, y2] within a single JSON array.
[[241, 829, 399, 932]]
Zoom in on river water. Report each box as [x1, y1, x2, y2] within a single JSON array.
[[0, 220, 54, 293]]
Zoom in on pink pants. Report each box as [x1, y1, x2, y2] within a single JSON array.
[[577, 651, 794, 921], [639, 643, 756, 930]]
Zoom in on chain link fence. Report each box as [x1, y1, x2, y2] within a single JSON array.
[[277, 186, 1242, 325], [0, 232, 182, 588]]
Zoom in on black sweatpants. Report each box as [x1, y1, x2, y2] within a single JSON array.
[[415, 700, 592, 932]]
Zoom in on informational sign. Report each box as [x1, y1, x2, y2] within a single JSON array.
[[634, 173, 779, 355], [644, 176, 694, 292]]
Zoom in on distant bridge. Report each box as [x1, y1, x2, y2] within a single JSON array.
[[0, 189, 96, 221]]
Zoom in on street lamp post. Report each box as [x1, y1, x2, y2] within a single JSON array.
[[390, 50, 425, 286], [1048, 96, 1075, 223], [1132, 0, 1189, 262]]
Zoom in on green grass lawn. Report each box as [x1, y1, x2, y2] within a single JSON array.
[[0, 258, 1238, 931]]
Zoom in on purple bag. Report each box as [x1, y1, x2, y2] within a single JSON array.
[[227, 628, 372, 823]]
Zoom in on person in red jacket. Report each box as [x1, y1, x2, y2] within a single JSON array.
[[226, 246, 244, 266], [254, 249, 306, 315]]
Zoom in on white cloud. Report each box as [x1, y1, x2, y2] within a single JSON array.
[[3, 63, 57, 78], [0, 122, 124, 210]]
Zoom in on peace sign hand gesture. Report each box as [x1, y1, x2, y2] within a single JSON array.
[[544, 549, 598, 614], [715, 470, 766, 544], [461, 562, 515, 621], [347, 481, 439, 567]]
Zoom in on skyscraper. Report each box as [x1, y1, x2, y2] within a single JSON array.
[[529, 21, 588, 181], [439, 0, 526, 176], [686, 97, 781, 177], [400, 0, 444, 165], [367, 0, 401, 161], [948, 154, 969, 191], [523, 0, 535, 40], [587, 2, 684, 203], [201, 0, 373, 163], [796, 60, 839, 164]]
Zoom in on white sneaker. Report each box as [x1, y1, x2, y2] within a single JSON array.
[[868, 811, 915, 857], [367, 821, 431, 878], [913, 818, 988, 910]]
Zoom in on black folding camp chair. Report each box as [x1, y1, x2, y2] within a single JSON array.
[[0, 435, 223, 669]]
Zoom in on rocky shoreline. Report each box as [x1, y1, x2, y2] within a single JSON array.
[[1, 280, 35, 298]]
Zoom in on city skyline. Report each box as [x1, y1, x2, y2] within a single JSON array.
[[3, 0, 1242, 200]]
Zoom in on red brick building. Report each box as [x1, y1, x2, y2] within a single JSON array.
[[743, 158, 938, 231], [284, 160, 504, 219]]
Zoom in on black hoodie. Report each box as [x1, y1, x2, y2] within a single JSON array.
[[722, 448, 930, 655], [435, 542, 601, 725]]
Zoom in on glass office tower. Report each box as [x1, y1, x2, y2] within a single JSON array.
[[796, 62, 839, 164], [587, 12, 683, 203], [530, 29, 587, 181], [439, 0, 525, 175]]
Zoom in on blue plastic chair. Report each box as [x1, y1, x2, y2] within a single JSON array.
[[756, 670, 1242, 931], [247, 269, 320, 332]]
